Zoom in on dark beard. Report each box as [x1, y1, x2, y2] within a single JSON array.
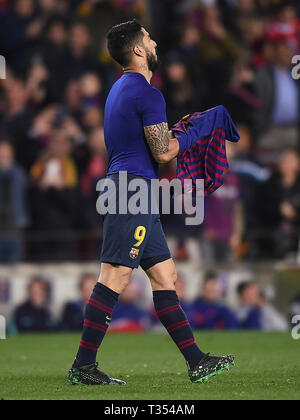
[[146, 50, 159, 72]]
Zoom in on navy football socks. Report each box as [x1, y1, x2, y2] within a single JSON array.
[[76, 282, 119, 366], [76, 285, 204, 368], [153, 290, 204, 367]]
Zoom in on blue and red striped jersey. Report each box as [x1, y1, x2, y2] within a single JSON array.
[[172, 105, 240, 196]]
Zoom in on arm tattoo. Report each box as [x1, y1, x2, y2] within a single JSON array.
[[144, 122, 170, 156]]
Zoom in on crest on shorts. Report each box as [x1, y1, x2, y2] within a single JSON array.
[[129, 247, 139, 259]]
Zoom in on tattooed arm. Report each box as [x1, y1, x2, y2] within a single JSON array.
[[144, 122, 179, 164]]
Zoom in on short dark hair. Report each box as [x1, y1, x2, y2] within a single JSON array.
[[236, 281, 255, 296], [107, 19, 143, 67], [203, 271, 218, 284], [27, 276, 48, 294]]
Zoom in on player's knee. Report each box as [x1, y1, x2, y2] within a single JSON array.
[[118, 274, 131, 291], [151, 268, 177, 290], [100, 275, 130, 294], [99, 264, 131, 294], [170, 269, 178, 288]]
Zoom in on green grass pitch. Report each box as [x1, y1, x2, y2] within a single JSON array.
[[0, 331, 299, 400]]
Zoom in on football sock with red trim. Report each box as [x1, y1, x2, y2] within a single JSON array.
[[153, 290, 204, 367], [76, 283, 119, 366]]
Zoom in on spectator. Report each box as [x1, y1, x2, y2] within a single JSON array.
[[28, 105, 58, 152], [79, 72, 104, 131], [239, 16, 266, 63], [67, 22, 100, 80], [260, 148, 300, 259], [236, 281, 262, 329], [37, 0, 59, 18], [266, 3, 300, 54], [26, 62, 50, 108], [177, 24, 202, 90], [80, 72, 104, 111], [97, 37, 120, 97], [200, 141, 243, 264], [224, 57, 261, 128], [0, 141, 28, 264], [162, 53, 199, 126], [230, 125, 270, 259], [197, 3, 241, 106], [255, 38, 300, 147], [1, 77, 35, 169], [12, 276, 53, 333], [81, 105, 103, 132], [80, 127, 107, 226], [29, 130, 80, 260], [188, 272, 239, 330], [64, 79, 82, 120], [42, 16, 70, 102], [75, 0, 129, 54], [1, 0, 36, 73], [60, 272, 97, 331]]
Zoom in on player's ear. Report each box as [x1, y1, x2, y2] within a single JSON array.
[[133, 45, 144, 57]]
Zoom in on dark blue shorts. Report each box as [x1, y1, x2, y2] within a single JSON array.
[[99, 174, 171, 271]]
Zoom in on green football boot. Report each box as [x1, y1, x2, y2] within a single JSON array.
[[188, 353, 235, 383], [68, 360, 126, 386]]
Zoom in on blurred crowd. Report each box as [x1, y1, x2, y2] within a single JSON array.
[[9, 271, 293, 334], [0, 0, 300, 264]]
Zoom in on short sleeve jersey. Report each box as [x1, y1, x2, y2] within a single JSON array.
[[104, 72, 167, 180]]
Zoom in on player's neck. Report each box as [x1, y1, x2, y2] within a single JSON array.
[[123, 65, 152, 84]]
